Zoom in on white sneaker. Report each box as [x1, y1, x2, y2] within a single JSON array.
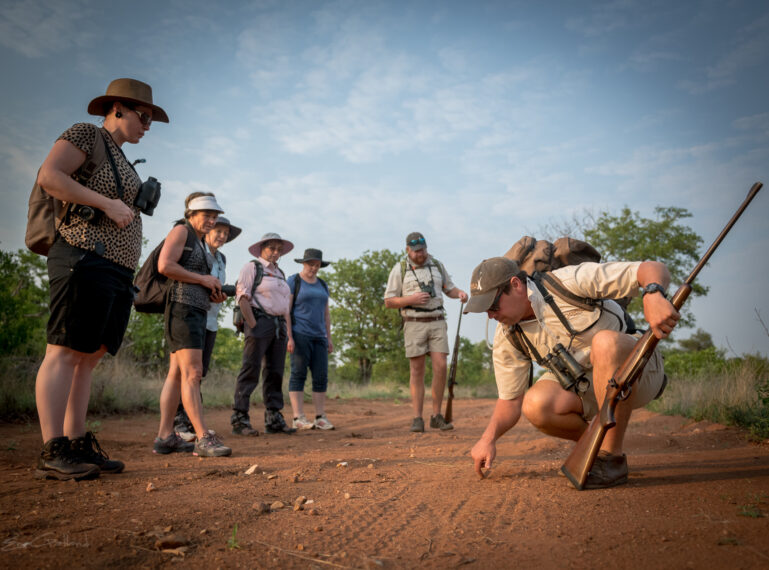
[[292, 415, 314, 430], [314, 414, 334, 430]]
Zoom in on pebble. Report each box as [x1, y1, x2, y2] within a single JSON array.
[[337, 462, 348, 468], [344, 492, 351, 499], [245, 464, 259, 475], [270, 501, 285, 510], [252, 502, 270, 514], [146, 482, 157, 492]]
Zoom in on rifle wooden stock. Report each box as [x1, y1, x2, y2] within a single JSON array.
[[444, 303, 464, 423], [561, 181, 762, 490]]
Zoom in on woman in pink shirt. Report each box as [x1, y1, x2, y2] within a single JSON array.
[[230, 233, 297, 435]]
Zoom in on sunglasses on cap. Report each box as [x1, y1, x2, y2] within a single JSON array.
[[407, 237, 426, 246]]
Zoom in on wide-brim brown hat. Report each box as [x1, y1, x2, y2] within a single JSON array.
[[214, 216, 242, 243], [248, 232, 294, 258], [87, 78, 169, 123], [294, 248, 332, 267]]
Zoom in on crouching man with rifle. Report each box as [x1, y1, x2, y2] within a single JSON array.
[[464, 256, 678, 489], [466, 182, 762, 489]]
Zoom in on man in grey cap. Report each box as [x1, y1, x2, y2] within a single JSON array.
[[464, 256, 678, 488], [384, 232, 468, 432]]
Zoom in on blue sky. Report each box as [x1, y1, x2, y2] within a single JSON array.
[[1, 0, 768, 356]]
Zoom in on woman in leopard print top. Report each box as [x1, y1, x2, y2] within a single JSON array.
[[33, 78, 168, 481]]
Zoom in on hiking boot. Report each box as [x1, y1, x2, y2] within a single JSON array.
[[292, 415, 315, 430], [69, 431, 125, 474], [583, 451, 629, 489], [429, 413, 454, 431], [194, 431, 232, 457], [35, 437, 100, 481], [230, 410, 259, 436], [314, 414, 335, 431], [174, 410, 196, 442], [153, 432, 195, 455], [265, 409, 297, 434], [410, 417, 425, 433]]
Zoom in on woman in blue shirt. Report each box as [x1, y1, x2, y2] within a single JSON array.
[[287, 249, 334, 430]]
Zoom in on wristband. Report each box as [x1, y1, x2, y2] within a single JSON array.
[[642, 283, 667, 298]]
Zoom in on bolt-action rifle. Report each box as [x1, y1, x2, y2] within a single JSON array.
[[561, 182, 763, 490], [444, 302, 464, 423]]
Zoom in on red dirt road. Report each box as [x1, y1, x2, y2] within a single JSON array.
[[1, 398, 768, 568]]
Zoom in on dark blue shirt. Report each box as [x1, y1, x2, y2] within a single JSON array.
[[288, 274, 329, 338]]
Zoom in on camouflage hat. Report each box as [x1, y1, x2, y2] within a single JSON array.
[[463, 257, 522, 314]]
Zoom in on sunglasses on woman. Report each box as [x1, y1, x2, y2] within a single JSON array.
[[131, 109, 152, 127]]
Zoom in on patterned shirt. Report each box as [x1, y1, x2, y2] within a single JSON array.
[[167, 229, 211, 311], [57, 123, 143, 270]]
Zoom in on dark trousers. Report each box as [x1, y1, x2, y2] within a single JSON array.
[[233, 316, 287, 413]]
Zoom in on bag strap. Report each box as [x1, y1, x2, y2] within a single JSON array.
[[249, 260, 267, 314], [97, 129, 125, 200]]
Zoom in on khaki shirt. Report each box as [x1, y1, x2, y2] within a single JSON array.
[[493, 261, 642, 400], [384, 255, 456, 318]]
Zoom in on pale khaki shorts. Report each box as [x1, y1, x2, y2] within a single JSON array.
[[403, 319, 449, 358], [538, 346, 665, 420]]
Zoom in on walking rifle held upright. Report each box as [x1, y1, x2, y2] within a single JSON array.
[[444, 302, 464, 424], [561, 182, 763, 491]]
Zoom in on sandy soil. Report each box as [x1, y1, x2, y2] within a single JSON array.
[[1, 398, 768, 569]]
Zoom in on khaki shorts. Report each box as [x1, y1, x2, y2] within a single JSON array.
[[538, 346, 665, 420], [403, 319, 449, 358]]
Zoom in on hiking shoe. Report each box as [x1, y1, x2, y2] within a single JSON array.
[[314, 414, 335, 430], [153, 432, 194, 455], [265, 409, 297, 434], [194, 431, 232, 457], [292, 415, 315, 430], [230, 410, 259, 436], [410, 417, 425, 433], [429, 413, 454, 431], [583, 451, 629, 489], [69, 431, 125, 474], [35, 437, 100, 481], [174, 410, 196, 442]]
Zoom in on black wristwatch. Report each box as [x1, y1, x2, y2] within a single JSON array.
[[642, 283, 667, 298]]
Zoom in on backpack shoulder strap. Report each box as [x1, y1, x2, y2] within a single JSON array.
[[503, 325, 537, 388], [317, 277, 329, 294], [429, 256, 449, 290], [537, 271, 600, 312], [73, 126, 108, 184]]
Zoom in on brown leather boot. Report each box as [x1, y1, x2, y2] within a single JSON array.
[[583, 451, 628, 489], [35, 437, 100, 481]]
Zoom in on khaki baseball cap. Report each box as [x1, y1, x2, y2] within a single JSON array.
[[464, 257, 522, 314]]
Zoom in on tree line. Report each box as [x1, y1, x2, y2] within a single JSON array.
[[0, 205, 719, 385]]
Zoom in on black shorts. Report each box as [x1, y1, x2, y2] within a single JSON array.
[[165, 301, 207, 353], [46, 238, 135, 355]]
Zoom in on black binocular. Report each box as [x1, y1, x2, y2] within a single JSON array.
[[418, 282, 436, 298], [73, 176, 161, 224], [543, 343, 590, 394], [221, 284, 236, 297]]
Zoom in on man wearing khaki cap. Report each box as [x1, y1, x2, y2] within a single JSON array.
[[464, 257, 678, 488], [384, 232, 468, 432]]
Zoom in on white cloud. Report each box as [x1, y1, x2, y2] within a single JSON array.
[[0, 0, 95, 58]]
